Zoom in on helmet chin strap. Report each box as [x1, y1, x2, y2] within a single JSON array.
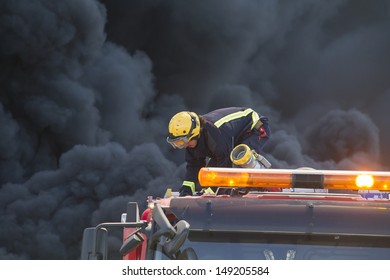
[[186, 112, 200, 141]]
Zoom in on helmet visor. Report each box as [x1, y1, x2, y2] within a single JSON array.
[[166, 136, 189, 149]]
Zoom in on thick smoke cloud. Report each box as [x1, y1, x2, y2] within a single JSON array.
[[1, 0, 390, 259]]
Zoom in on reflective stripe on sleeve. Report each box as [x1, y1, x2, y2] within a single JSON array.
[[251, 111, 260, 130]]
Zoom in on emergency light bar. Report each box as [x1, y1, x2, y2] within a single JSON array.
[[198, 167, 390, 191]]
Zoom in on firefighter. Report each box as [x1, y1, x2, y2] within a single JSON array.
[[166, 107, 271, 196]]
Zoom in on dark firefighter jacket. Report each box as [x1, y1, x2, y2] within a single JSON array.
[[182, 107, 270, 194]]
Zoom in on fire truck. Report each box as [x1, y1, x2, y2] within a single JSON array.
[[81, 145, 390, 260]]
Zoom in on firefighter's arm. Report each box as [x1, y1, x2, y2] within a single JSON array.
[[257, 116, 271, 138], [252, 116, 271, 154], [179, 152, 205, 196]]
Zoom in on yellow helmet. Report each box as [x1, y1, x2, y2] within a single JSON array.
[[166, 111, 200, 149]]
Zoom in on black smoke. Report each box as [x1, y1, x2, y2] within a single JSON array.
[[1, 0, 390, 259]]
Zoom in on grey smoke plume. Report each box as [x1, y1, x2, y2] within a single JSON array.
[[1, 0, 390, 259]]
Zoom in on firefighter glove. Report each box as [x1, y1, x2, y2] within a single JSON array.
[[179, 186, 193, 197]]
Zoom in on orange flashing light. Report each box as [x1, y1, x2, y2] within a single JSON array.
[[355, 175, 374, 188], [198, 167, 390, 191]]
